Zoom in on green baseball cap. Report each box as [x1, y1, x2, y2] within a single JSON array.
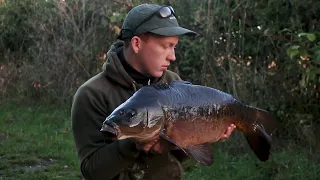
[[118, 4, 197, 40]]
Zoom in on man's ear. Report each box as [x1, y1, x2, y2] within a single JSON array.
[[131, 36, 141, 54]]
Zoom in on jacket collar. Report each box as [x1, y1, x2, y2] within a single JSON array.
[[102, 41, 165, 91]]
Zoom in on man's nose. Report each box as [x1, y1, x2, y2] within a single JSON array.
[[167, 49, 176, 61]]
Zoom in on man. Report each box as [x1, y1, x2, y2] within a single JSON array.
[[71, 3, 236, 180]]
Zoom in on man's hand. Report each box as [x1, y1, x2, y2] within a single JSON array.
[[135, 133, 163, 153], [219, 124, 236, 141]]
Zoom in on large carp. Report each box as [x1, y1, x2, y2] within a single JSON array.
[[100, 81, 277, 165]]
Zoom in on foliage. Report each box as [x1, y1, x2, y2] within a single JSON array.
[[0, 0, 122, 102]]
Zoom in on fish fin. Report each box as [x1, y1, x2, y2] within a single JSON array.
[[160, 132, 214, 165], [249, 106, 278, 137], [245, 124, 272, 162], [171, 80, 192, 85], [244, 107, 278, 162], [160, 132, 188, 154], [185, 143, 214, 166]]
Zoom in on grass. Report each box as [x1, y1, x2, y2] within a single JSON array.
[[0, 102, 319, 180], [183, 143, 320, 180], [0, 102, 81, 180]]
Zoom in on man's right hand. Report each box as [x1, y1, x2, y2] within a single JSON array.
[[134, 133, 163, 153]]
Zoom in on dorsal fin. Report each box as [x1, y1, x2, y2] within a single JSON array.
[[152, 81, 192, 90], [171, 80, 192, 85], [152, 83, 171, 90]]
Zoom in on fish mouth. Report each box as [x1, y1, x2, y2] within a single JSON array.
[[100, 122, 120, 139]]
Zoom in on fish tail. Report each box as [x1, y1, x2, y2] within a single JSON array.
[[240, 105, 278, 162]]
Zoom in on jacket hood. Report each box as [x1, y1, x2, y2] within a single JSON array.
[[102, 41, 163, 91], [102, 41, 134, 89]]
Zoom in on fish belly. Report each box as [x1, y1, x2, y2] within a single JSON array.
[[165, 116, 232, 148]]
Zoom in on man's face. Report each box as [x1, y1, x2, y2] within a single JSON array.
[[136, 35, 179, 78]]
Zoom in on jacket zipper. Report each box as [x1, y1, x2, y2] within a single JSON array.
[[132, 81, 137, 92], [132, 79, 151, 92]]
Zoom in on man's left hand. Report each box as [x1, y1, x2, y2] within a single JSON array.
[[219, 124, 236, 141]]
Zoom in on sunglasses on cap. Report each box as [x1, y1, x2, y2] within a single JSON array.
[[118, 6, 176, 39], [133, 6, 176, 33]]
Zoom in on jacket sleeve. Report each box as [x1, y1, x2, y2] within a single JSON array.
[[71, 85, 140, 180]]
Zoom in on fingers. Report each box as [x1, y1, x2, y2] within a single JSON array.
[[220, 124, 236, 140], [135, 136, 161, 152], [136, 139, 154, 151], [143, 139, 159, 151], [151, 141, 163, 153], [226, 124, 236, 137], [135, 134, 165, 153]]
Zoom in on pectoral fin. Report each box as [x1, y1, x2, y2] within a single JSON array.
[[185, 143, 214, 166], [160, 132, 188, 154], [160, 132, 214, 165]]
